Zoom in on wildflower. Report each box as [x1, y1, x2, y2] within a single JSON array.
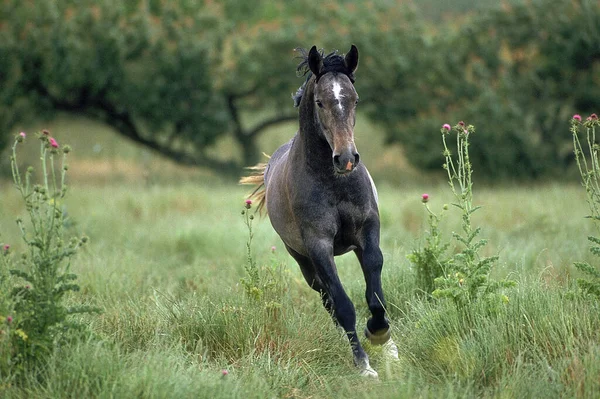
[[17, 131, 26, 142], [271, 246, 276, 253], [591, 114, 598, 121], [42, 129, 50, 135], [442, 124, 451, 131], [573, 114, 582, 121], [245, 199, 252, 209], [2, 244, 9, 253], [6, 316, 12, 324], [49, 137, 59, 148], [458, 121, 465, 127], [221, 369, 229, 377], [421, 193, 429, 203]]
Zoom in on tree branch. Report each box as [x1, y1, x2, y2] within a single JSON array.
[[28, 81, 240, 175], [247, 113, 297, 139]]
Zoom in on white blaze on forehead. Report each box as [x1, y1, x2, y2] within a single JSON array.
[[332, 81, 344, 111]]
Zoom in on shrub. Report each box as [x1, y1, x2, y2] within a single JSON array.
[[0, 131, 97, 376], [571, 113, 600, 297], [407, 194, 450, 296], [424, 122, 515, 308]]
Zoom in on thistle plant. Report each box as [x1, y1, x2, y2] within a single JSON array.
[[407, 193, 451, 295], [240, 199, 262, 300], [1, 131, 96, 372], [571, 113, 600, 298], [239, 201, 286, 314], [432, 122, 514, 308]]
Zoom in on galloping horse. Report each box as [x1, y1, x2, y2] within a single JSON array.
[[241, 45, 397, 377]]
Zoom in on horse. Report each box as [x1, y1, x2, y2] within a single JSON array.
[[240, 45, 397, 377]]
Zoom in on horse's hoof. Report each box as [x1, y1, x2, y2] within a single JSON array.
[[355, 357, 378, 378], [364, 326, 391, 345], [360, 363, 379, 378], [359, 364, 379, 378], [382, 339, 399, 360]]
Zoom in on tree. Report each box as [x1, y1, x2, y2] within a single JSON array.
[[361, 0, 600, 179], [0, 0, 420, 176]]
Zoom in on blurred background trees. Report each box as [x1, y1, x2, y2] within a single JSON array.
[[0, 0, 598, 180]]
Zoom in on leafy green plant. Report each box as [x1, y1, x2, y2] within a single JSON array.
[[407, 193, 450, 295], [239, 200, 286, 311], [432, 122, 515, 308], [571, 113, 600, 298], [0, 130, 97, 373]]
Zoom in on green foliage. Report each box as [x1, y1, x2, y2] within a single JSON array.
[[431, 123, 515, 308], [571, 114, 600, 298], [0, 0, 229, 170], [407, 198, 450, 295], [362, 0, 600, 180], [240, 201, 286, 312], [0, 132, 97, 375]]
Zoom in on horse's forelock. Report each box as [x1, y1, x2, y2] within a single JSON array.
[[292, 47, 355, 107]]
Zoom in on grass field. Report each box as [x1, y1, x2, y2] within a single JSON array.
[[1, 118, 600, 398]]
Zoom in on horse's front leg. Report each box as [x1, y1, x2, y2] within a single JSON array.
[[355, 225, 398, 359], [306, 238, 378, 377]]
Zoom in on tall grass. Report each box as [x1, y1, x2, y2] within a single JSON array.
[[1, 178, 597, 398], [1, 116, 599, 397]]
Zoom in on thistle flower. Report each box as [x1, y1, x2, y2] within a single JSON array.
[[221, 369, 229, 377], [271, 246, 276, 253], [245, 199, 252, 209], [42, 129, 50, 136], [6, 316, 12, 324], [2, 244, 9, 253], [49, 137, 59, 148], [573, 114, 582, 121], [442, 124, 451, 131], [421, 193, 429, 203]]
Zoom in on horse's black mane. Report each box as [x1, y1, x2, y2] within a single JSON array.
[[292, 47, 355, 108]]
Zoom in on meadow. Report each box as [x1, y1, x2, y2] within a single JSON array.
[[1, 116, 600, 398]]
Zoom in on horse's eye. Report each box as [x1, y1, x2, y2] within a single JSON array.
[[316, 100, 324, 108]]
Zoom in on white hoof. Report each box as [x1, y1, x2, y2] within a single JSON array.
[[382, 339, 399, 360], [359, 363, 379, 378]]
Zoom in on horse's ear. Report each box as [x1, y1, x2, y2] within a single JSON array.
[[344, 44, 359, 74], [308, 45, 322, 77]]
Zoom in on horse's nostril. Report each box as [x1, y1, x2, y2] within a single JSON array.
[[354, 153, 360, 166], [333, 154, 341, 167]]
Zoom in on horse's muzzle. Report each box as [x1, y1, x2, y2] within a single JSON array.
[[333, 151, 360, 174]]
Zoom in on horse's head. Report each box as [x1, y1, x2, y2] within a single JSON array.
[[308, 45, 360, 175]]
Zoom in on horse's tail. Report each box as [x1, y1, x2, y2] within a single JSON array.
[[239, 162, 267, 215]]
